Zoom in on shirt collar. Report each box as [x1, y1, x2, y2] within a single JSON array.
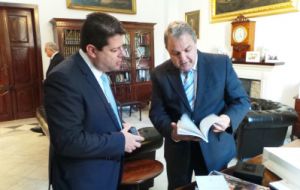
[[193, 54, 198, 71], [50, 51, 59, 60], [79, 49, 104, 83]]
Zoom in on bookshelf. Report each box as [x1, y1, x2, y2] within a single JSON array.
[[51, 18, 83, 57], [51, 18, 155, 104]]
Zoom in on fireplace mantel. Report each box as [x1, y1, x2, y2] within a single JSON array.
[[233, 62, 283, 99], [232, 60, 284, 66]]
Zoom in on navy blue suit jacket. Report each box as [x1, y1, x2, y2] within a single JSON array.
[[46, 52, 64, 77], [149, 51, 250, 171], [44, 52, 124, 190]]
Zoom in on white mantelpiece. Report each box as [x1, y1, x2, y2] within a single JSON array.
[[233, 63, 283, 100]]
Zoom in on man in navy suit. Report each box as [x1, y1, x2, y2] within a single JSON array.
[[149, 21, 250, 190], [44, 12, 144, 190]]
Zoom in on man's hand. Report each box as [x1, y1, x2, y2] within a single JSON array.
[[121, 123, 144, 153], [171, 122, 200, 142], [212, 114, 230, 133]]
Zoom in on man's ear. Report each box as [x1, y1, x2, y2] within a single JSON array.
[[86, 44, 97, 59]]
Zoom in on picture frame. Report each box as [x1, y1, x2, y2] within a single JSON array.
[[66, 0, 136, 14], [185, 10, 200, 39], [264, 53, 281, 63], [211, 0, 299, 23], [246, 51, 261, 63]]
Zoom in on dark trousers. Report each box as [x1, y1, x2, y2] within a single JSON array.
[[167, 142, 208, 190]]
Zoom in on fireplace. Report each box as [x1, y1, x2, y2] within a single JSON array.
[[240, 78, 261, 98], [233, 64, 281, 100]]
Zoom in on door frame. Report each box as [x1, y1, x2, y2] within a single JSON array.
[[0, 2, 43, 120]]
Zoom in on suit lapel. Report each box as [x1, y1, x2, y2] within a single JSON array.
[[194, 51, 207, 111], [166, 63, 192, 112], [74, 53, 121, 130]]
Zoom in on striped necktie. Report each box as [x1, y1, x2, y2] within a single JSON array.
[[182, 70, 195, 110], [101, 74, 122, 128]]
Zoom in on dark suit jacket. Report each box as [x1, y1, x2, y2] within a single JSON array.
[[44, 52, 125, 190], [46, 52, 64, 77], [149, 51, 250, 172]]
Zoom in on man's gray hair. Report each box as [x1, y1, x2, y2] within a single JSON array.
[[45, 42, 59, 52], [164, 21, 197, 49]]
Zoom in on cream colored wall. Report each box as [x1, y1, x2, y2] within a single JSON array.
[[1, 0, 300, 105], [0, 0, 176, 79], [179, 0, 300, 106]]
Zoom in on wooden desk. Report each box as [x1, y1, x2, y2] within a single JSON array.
[[176, 140, 300, 190], [175, 155, 279, 190]]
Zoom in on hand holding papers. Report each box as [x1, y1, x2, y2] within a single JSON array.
[[177, 113, 221, 143]]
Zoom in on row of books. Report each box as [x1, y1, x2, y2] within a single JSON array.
[[64, 29, 80, 45], [63, 45, 80, 57], [113, 70, 151, 83], [115, 72, 130, 83], [135, 32, 150, 46], [136, 69, 150, 82]]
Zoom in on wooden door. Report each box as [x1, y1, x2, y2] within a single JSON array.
[[0, 5, 43, 121], [0, 8, 13, 121]]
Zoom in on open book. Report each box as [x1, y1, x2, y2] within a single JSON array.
[[177, 113, 221, 143]]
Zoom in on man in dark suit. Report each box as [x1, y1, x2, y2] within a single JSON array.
[[44, 12, 144, 190], [44, 42, 64, 77], [149, 21, 250, 190], [31, 42, 64, 134]]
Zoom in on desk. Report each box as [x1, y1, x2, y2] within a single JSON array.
[[176, 140, 300, 190], [175, 155, 279, 190]]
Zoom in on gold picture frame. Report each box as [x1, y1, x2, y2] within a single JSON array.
[[211, 0, 299, 23], [66, 0, 136, 14], [185, 10, 200, 39]]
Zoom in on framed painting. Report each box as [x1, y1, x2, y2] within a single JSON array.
[[211, 0, 299, 23], [66, 0, 136, 14], [185, 10, 200, 39]]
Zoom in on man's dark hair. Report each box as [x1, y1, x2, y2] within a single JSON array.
[[80, 12, 126, 52]]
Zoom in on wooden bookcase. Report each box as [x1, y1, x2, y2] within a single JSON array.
[[51, 18, 155, 104], [51, 18, 83, 57]]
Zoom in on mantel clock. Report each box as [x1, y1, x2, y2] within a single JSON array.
[[231, 15, 255, 62]]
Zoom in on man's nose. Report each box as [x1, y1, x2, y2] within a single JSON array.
[[179, 52, 187, 62]]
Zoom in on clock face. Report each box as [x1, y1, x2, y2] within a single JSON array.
[[233, 26, 248, 43]]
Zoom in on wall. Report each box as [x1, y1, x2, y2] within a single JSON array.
[[179, 0, 300, 106], [0, 0, 176, 79], [1, 0, 300, 106]]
